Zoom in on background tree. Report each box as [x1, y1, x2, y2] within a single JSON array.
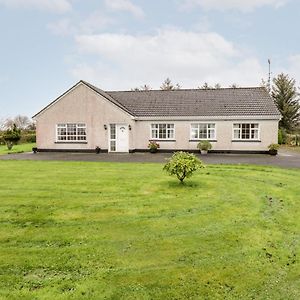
[[272, 73, 300, 131], [229, 83, 239, 88], [260, 79, 269, 92], [3, 124, 21, 150], [131, 84, 152, 91], [1, 115, 34, 130], [160, 78, 181, 90], [200, 82, 212, 89], [199, 83, 221, 89]]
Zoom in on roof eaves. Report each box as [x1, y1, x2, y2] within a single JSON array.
[[32, 81, 82, 119], [33, 80, 135, 119], [81, 81, 135, 117]]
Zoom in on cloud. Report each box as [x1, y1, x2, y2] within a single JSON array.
[[71, 29, 265, 89], [47, 19, 74, 36], [104, 0, 145, 18], [0, 0, 72, 13], [48, 11, 114, 37], [282, 55, 300, 84], [79, 12, 114, 34], [181, 0, 288, 12]]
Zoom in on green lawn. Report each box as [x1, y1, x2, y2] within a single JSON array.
[[0, 143, 36, 155], [0, 161, 299, 300]]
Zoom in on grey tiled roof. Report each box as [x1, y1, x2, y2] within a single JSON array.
[[33, 81, 281, 119], [105, 87, 280, 117]]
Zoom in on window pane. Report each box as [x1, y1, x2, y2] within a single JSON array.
[[159, 124, 166, 139], [110, 141, 116, 151], [110, 125, 116, 139], [191, 128, 198, 139], [151, 129, 158, 139], [167, 129, 174, 139], [252, 129, 259, 139], [234, 129, 240, 139], [241, 124, 250, 139], [199, 124, 207, 139], [208, 129, 215, 139]]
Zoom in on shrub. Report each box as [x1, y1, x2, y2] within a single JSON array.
[[197, 140, 212, 151], [268, 143, 280, 151], [20, 133, 36, 143], [2, 124, 21, 150], [148, 141, 160, 153], [163, 151, 204, 183]]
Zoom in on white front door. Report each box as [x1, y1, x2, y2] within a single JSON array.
[[116, 124, 129, 152]]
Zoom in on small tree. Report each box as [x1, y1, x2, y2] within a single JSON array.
[[3, 124, 21, 150], [160, 78, 181, 90], [200, 82, 212, 89], [163, 151, 204, 183]]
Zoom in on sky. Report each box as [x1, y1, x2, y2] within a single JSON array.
[[1, 0, 300, 119]]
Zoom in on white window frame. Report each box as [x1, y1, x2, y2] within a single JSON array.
[[232, 123, 260, 141], [56, 123, 87, 142], [190, 123, 216, 140], [150, 123, 175, 140]]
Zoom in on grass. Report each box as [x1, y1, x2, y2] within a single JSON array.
[[0, 161, 299, 299], [0, 143, 36, 155]]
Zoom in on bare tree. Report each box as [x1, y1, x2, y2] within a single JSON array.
[[13, 115, 32, 130], [0, 115, 33, 131]]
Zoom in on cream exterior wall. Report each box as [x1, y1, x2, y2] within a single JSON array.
[[35, 83, 279, 152], [133, 120, 278, 151], [35, 83, 134, 151]]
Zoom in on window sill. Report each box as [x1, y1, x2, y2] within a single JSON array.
[[189, 139, 217, 142], [231, 140, 261, 143], [55, 141, 88, 144], [150, 139, 176, 142]]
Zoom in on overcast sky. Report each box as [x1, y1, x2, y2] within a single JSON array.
[[1, 0, 300, 118]]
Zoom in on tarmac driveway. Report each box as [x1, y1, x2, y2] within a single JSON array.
[[1, 149, 300, 169]]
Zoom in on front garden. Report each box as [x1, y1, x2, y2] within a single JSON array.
[[0, 161, 299, 299]]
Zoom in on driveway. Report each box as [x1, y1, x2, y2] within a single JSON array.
[[1, 149, 300, 168]]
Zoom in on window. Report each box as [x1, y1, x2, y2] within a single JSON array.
[[151, 124, 175, 140], [190, 123, 216, 140], [57, 123, 86, 142], [110, 124, 116, 151], [233, 123, 259, 140]]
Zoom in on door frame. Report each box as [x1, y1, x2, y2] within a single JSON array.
[[108, 123, 129, 153]]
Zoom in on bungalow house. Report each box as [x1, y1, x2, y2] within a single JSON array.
[[33, 80, 281, 153]]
